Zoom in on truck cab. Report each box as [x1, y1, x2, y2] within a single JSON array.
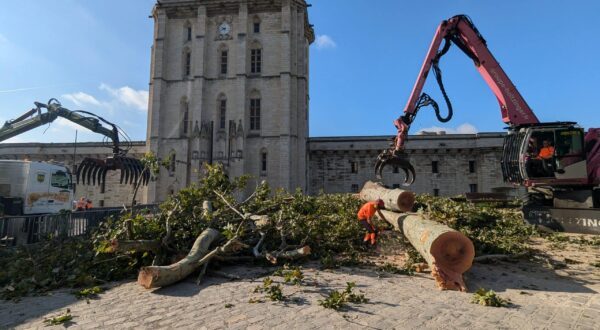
[[0, 160, 73, 215]]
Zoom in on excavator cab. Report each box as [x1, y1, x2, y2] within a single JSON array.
[[502, 123, 589, 186]]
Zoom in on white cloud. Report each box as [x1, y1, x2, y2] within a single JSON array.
[[315, 35, 336, 50], [55, 117, 85, 130], [61, 92, 101, 107], [417, 123, 478, 135], [100, 83, 149, 112]]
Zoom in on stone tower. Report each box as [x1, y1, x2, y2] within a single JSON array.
[[146, 0, 314, 202]]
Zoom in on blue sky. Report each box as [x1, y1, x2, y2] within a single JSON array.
[[2, 0, 600, 143]]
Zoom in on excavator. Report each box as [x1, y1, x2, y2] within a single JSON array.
[[375, 15, 600, 234], [0, 98, 149, 188]]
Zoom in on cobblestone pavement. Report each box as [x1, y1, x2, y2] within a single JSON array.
[[1, 257, 599, 330]]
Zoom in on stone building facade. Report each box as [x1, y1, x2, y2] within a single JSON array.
[[0, 133, 515, 207], [308, 133, 514, 196], [0, 142, 147, 207], [146, 0, 314, 202]]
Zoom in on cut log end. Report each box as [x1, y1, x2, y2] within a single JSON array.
[[429, 231, 475, 274], [396, 191, 415, 212], [137, 267, 160, 289]]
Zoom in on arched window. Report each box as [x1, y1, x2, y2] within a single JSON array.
[[252, 16, 261, 33], [217, 94, 227, 130], [249, 90, 261, 131], [250, 41, 262, 74], [183, 47, 192, 77], [184, 21, 192, 42], [218, 44, 228, 75], [181, 97, 189, 136]]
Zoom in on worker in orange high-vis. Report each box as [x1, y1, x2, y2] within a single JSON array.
[[76, 197, 86, 211], [537, 140, 555, 160], [357, 199, 386, 247]]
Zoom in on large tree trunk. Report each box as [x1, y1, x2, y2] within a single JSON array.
[[137, 228, 221, 289], [377, 210, 475, 292], [359, 181, 415, 212]]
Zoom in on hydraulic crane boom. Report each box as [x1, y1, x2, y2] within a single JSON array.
[[375, 15, 541, 183], [0, 99, 149, 187]]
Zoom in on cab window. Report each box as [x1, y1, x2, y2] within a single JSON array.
[[555, 129, 583, 157], [51, 170, 70, 189]]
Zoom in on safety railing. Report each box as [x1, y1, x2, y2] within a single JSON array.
[[0, 204, 159, 247]]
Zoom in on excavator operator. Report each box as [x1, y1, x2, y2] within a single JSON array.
[[357, 199, 386, 247], [537, 140, 555, 160]]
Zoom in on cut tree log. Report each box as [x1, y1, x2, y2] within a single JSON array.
[[108, 239, 161, 254], [376, 210, 475, 292], [137, 228, 221, 289], [359, 181, 415, 212]]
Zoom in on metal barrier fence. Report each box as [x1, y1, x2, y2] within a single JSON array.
[[0, 204, 159, 247]]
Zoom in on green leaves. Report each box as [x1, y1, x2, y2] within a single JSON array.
[[471, 288, 510, 307], [415, 195, 536, 255], [43, 309, 73, 325], [318, 282, 368, 310]]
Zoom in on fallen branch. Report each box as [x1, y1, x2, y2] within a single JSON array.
[[137, 228, 221, 289], [108, 239, 161, 254]]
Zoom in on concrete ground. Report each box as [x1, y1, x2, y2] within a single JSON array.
[[1, 238, 599, 329]]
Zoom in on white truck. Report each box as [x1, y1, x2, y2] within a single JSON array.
[[0, 160, 74, 215]]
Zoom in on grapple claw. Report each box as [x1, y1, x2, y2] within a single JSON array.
[[375, 149, 416, 185], [75, 156, 148, 187]]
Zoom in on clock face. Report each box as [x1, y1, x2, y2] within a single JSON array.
[[218, 22, 230, 35]]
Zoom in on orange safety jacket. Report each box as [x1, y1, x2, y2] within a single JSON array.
[[76, 199, 86, 210], [357, 201, 377, 220], [538, 146, 554, 159]]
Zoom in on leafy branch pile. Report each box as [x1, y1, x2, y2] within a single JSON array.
[[414, 195, 536, 255], [0, 163, 543, 299]]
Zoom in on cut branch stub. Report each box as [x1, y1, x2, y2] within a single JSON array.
[[137, 228, 221, 289], [377, 210, 474, 291], [108, 239, 161, 254], [359, 181, 415, 212]]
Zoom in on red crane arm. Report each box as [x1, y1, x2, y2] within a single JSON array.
[[394, 15, 540, 150]]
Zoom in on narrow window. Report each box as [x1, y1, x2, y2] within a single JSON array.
[[351, 184, 359, 193], [469, 160, 476, 173], [219, 99, 226, 129], [169, 153, 176, 176], [250, 98, 261, 130], [261, 152, 267, 173], [433, 188, 440, 196], [251, 49, 262, 73], [183, 107, 189, 135], [220, 50, 228, 74], [185, 52, 191, 76], [187, 26, 192, 41], [431, 161, 438, 174], [253, 22, 260, 33], [469, 184, 478, 193], [350, 161, 358, 173], [393, 166, 399, 174]]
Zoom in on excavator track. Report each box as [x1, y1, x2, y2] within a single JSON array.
[[522, 205, 600, 235]]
